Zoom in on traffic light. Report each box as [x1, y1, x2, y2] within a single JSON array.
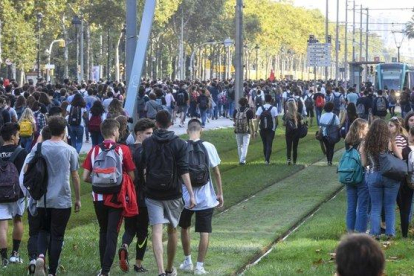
[[327, 35, 332, 44], [370, 66, 373, 74]]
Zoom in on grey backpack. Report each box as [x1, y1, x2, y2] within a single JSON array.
[[92, 144, 123, 194]]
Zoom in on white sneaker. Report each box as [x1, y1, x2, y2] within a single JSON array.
[[28, 259, 36, 275], [34, 257, 45, 276], [166, 267, 177, 276], [194, 266, 207, 275], [10, 251, 23, 264], [179, 261, 194, 272]]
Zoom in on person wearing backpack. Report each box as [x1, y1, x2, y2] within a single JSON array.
[[340, 119, 369, 233], [18, 108, 37, 153], [24, 116, 81, 276], [283, 101, 303, 165], [372, 90, 388, 119], [178, 119, 223, 275], [144, 92, 163, 120], [137, 86, 149, 119], [0, 123, 27, 267], [388, 89, 397, 117], [255, 94, 279, 165], [197, 88, 210, 128], [233, 97, 255, 165], [66, 94, 87, 153], [254, 89, 264, 111], [313, 87, 325, 126], [142, 110, 196, 276], [400, 87, 411, 119], [82, 119, 136, 276], [332, 88, 344, 116], [319, 102, 340, 166], [117, 118, 155, 273], [176, 84, 189, 127], [304, 89, 315, 127], [355, 90, 371, 120], [88, 101, 107, 146], [0, 97, 12, 146]]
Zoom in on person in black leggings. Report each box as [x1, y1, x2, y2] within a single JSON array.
[[283, 100, 302, 165]]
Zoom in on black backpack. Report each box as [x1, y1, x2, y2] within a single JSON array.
[[199, 95, 209, 110], [187, 140, 210, 187], [176, 91, 186, 106], [145, 137, 177, 192], [0, 147, 24, 203], [68, 106, 82, 126], [260, 106, 274, 131], [23, 143, 48, 201]]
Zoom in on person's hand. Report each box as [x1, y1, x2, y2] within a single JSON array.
[[75, 200, 81, 213], [188, 195, 196, 209], [216, 194, 224, 208]]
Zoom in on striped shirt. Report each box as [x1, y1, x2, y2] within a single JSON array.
[[395, 135, 407, 149]]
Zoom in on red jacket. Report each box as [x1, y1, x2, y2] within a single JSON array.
[[104, 173, 138, 217]]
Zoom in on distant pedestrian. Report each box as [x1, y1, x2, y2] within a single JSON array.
[[233, 97, 255, 165]]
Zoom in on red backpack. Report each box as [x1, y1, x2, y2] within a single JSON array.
[[315, 95, 325, 108], [88, 115, 102, 132]]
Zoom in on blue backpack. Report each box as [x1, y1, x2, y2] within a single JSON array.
[[337, 147, 364, 185]]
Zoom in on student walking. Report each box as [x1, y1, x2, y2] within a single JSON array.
[[82, 119, 136, 276], [66, 94, 87, 153], [118, 119, 155, 273], [319, 102, 341, 166], [25, 116, 81, 276], [233, 97, 255, 165], [360, 119, 402, 239], [142, 110, 195, 276], [18, 108, 37, 153], [178, 119, 223, 275], [256, 94, 279, 165], [283, 100, 302, 165], [0, 123, 27, 267]]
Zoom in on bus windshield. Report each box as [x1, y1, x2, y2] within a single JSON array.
[[381, 69, 402, 90]]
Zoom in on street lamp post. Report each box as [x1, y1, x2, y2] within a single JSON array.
[[36, 13, 43, 80], [46, 39, 65, 83], [255, 44, 260, 80], [71, 15, 81, 81], [224, 38, 233, 80]]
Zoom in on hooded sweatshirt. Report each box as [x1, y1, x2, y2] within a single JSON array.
[[142, 129, 189, 200]]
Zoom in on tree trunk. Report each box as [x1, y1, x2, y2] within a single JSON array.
[[86, 23, 90, 81], [115, 29, 123, 81], [61, 16, 69, 79]]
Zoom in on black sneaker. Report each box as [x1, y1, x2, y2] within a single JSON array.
[[134, 265, 148, 273]]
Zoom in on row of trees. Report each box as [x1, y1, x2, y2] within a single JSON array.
[[0, 0, 403, 83]]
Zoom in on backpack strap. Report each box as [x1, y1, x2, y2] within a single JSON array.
[[9, 146, 24, 163]]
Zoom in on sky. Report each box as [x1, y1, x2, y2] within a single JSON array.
[[293, 0, 413, 23]]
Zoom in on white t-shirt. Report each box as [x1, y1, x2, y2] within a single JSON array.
[[256, 104, 279, 131], [182, 140, 221, 211], [165, 93, 175, 107], [102, 98, 113, 112]]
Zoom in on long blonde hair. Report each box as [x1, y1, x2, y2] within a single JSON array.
[[286, 101, 298, 126], [19, 108, 35, 123], [345, 118, 368, 146]]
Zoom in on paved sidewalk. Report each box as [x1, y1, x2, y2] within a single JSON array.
[[80, 117, 234, 154]]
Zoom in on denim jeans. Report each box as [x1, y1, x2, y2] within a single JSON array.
[[366, 171, 400, 236], [235, 133, 251, 163], [315, 107, 323, 126], [259, 129, 275, 163], [90, 131, 104, 147], [213, 105, 218, 119], [228, 100, 235, 118], [200, 109, 207, 126], [68, 125, 84, 153], [20, 136, 33, 153], [346, 180, 369, 233]]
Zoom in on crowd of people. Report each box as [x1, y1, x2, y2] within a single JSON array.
[[0, 75, 414, 276]]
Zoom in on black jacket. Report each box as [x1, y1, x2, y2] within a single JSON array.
[[142, 129, 189, 200]]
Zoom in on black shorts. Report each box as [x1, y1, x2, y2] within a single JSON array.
[[178, 208, 214, 233]]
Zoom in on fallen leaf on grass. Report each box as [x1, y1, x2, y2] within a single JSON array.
[[381, 241, 392, 249], [315, 249, 321, 253], [296, 269, 304, 273], [60, 265, 66, 273], [387, 256, 399, 261], [329, 253, 336, 260], [73, 244, 78, 251], [313, 258, 323, 265]]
